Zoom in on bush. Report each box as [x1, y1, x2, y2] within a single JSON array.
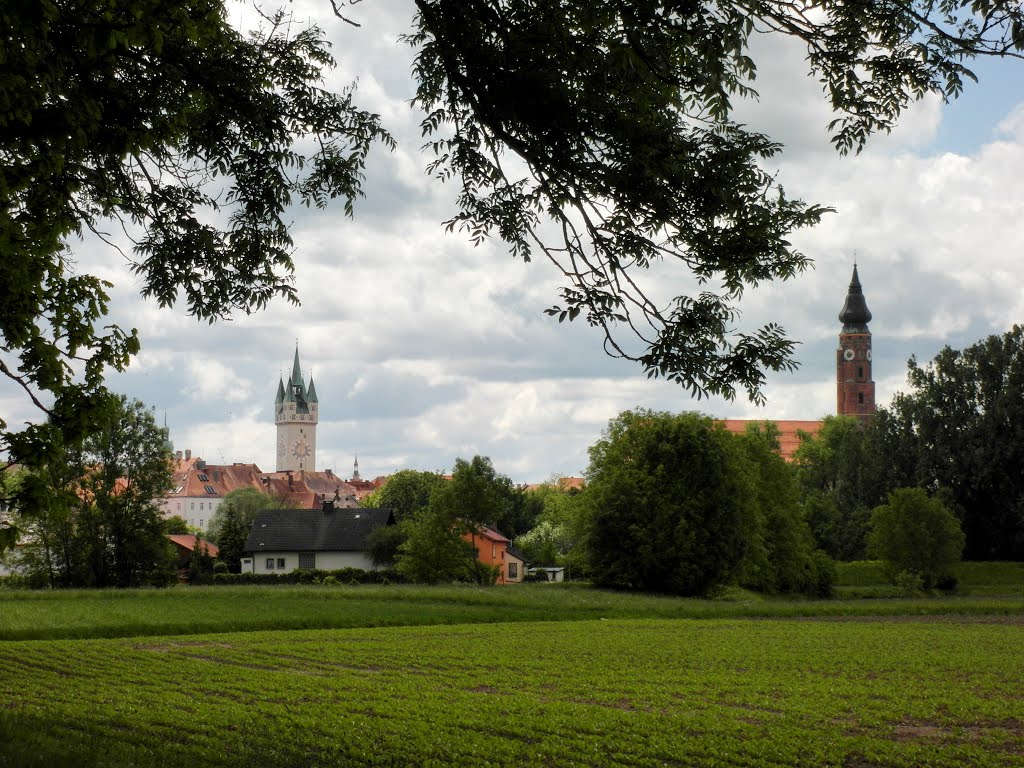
[[211, 568, 403, 586], [868, 488, 966, 590]]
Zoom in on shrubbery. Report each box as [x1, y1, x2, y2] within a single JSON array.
[[211, 567, 403, 586]]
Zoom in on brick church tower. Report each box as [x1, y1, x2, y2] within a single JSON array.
[[837, 265, 875, 422]]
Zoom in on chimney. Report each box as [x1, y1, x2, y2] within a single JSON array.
[[185, 449, 192, 460], [197, 459, 207, 470], [213, 470, 221, 482], [176, 450, 182, 460], [322, 499, 334, 514], [325, 468, 332, 477], [287, 471, 293, 488]]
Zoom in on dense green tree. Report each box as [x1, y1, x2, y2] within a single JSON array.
[[868, 488, 966, 589], [514, 482, 589, 574], [793, 416, 892, 560], [5, 1, 1022, 508], [733, 423, 834, 597], [877, 327, 1024, 560], [584, 410, 759, 596], [208, 487, 280, 573], [395, 456, 510, 583], [163, 516, 191, 535], [361, 470, 446, 522], [13, 396, 175, 588], [366, 524, 406, 569]]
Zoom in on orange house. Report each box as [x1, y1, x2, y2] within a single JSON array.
[[462, 525, 522, 584]]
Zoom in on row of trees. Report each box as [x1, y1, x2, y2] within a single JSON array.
[[794, 326, 1024, 563], [6, 327, 1018, 592]]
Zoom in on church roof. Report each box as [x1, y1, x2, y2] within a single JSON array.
[[719, 419, 823, 461], [838, 264, 872, 331]]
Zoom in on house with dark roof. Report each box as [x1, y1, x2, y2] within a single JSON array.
[[242, 501, 395, 574]]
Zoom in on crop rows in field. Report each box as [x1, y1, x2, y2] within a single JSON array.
[[1, 617, 1022, 767]]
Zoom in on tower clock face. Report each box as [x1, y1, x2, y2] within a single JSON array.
[[292, 438, 311, 458], [843, 348, 855, 361], [866, 350, 872, 361]]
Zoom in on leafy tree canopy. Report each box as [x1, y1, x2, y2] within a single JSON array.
[[868, 487, 966, 589], [408, 0, 1023, 403], [1, 1, 391, 482], [793, 415, 892, 560], [361, 469, 446, 522], [878, 326, 1024, 560], [208, 487, 281, 573], [584, 409, 760, 596], [12, 395, 174, 588], [394, 455, 510, 583]]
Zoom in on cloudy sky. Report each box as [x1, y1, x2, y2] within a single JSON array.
[[6, 2, 1024, 483]]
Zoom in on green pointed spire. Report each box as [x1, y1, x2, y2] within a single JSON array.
[[275, 376, 286, 404], [307, 375, 318, 403], [292, 344, 303, 389]]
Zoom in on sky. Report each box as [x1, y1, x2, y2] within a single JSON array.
[[5, 1, 1024, 484]]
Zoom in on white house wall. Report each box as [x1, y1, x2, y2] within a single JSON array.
[[252, 550, 376, 574]]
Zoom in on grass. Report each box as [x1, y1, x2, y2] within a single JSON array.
[[834, 560, 1024, 597], [1, 615, 1022, 767], [1, 581, 1022, 766], [0, 582, 1023, 641]]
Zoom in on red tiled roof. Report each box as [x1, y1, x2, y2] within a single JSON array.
[[523, 477, 586, 493], [719, 419, 823, 461], [165, 462, 363, 510], [166, 534, 219, 558], [473, 526, 511, 544]]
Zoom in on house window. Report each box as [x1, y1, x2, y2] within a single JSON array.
[[198, 474, 208, 482], [199, 519, 204, 528], [298, 553, 315, 571], [508, 563, 518, 579], [266, 558, 275, 570], [200, 503, 204, 511], [176, 503, 181, 511], [276, 557, 286, 570]]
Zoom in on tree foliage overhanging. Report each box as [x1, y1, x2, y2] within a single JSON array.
[[3, 0, 1023, 520], [408, 0, 1023, 403], [1, 1, 392, 477]]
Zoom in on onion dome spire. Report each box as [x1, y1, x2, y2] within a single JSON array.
[[838, 264, 872, 332]]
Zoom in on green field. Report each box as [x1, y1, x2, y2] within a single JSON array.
[[1, 584, 1022, 767]]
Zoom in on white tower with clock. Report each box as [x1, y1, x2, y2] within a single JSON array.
[[275, 346, 318, 472]]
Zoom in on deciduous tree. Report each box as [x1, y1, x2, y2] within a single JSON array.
[[395, 456, 510, 583], [13, 395, 175, 588], [584, 410, 759, 596], [1, 2, 391, 506], [408, 0, 1024, 403], [208, 487, 281, 573], [868, 488, 966, 589], [878, 327, 1024, 560]]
